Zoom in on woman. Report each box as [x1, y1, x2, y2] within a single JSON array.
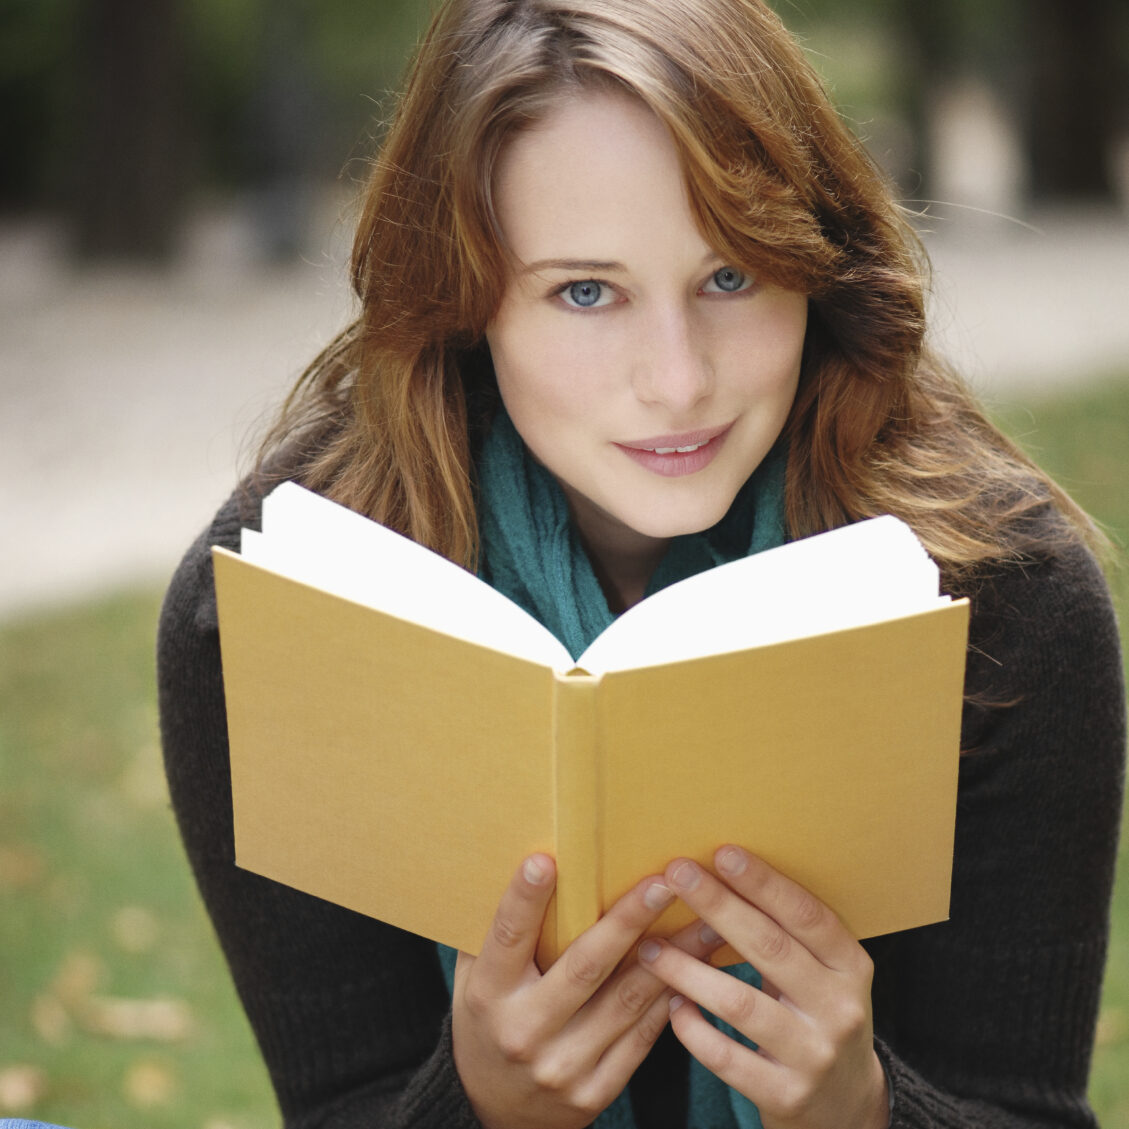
[[157, 0, 1125, 1126]]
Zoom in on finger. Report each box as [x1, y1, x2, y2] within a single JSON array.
[[665, 858, 826, 995], [453, 947, 473, 989], [573, 922, 725, 1100], [513, 915, 726, 1108], [572, 917, 728, 1046], [667, 994, 778, 1099], [469, 853, 556, 997], [712, 846, 864, 973], [586, 982, 677, 1100], [638, 938, 804, 1064], [539, 874, 679, 1012], [671, 918, 729, 961], [758, 972, 783, 1002]]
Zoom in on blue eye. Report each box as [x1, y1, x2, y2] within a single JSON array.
[[704, 267, 751, 294], [561, 280, 610, 308]]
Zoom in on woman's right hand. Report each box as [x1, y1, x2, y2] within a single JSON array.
[[451, 853, 723, 1129]]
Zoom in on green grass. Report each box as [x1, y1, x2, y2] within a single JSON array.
[[0, 592, 275, 1127], [0, 373, 1126, 1128]]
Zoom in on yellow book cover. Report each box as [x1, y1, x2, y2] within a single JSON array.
[[214, 483, 969, 967]]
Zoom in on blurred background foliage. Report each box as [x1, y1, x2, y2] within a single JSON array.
[[2, 0, 1127, 259], [1, 0, 1127, 1125], [1, 0, 428, 257]]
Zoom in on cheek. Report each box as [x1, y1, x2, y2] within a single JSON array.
[[489, 318, 608, 420], [730, 303, 807, 396]]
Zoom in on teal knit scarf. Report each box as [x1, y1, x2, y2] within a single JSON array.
[[439, 406, 786, 1128]]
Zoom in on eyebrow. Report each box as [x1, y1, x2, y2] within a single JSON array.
[[520, 258, 626, 276], [518, 250, 726, 277]]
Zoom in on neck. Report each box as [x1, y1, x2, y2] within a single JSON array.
[[562, 489, 670, 613], [589, 550, 665, 613]]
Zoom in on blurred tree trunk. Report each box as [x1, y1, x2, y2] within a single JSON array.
[[244, 0, 324, 260], [1026, 0, 1121, 201], [72, 0, 191, 262], [897, 0, 1123, 206], [894, 3, 958, 198]]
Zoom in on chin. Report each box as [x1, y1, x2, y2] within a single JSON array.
[[626, 498, 734, 540]]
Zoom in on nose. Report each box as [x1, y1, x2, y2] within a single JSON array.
[[631, 305, 713, 413]]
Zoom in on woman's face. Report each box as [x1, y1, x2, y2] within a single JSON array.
[[486, 89, 807, 558]]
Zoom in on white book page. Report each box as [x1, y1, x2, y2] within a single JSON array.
[[577, 516, 949, 674], [240, 483, 572, 669]]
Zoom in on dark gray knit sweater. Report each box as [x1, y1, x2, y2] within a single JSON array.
[[158, 485, 1125, 1129]]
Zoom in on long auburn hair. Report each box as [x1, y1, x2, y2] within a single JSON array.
[[258, 0, 1096, 588]]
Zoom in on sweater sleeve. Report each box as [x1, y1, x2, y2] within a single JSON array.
[[157, 488, 482, 1129], [864, 538, 1126, 1129]]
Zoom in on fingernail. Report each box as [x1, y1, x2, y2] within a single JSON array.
[[638, 939, 662, 963], [670, 861, 700, 891], [699, 923, 722, 946], [644, 882, 675, 911], [717, 847, 747, 877], [669, 995, 685, 1014], [523, 856, 548, 885]]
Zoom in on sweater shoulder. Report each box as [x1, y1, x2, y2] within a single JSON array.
[[962, 518, 1121, 694], [158, 481, 269, 644]]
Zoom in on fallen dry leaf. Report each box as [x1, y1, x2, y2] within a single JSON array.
[[120, 743, 169, 809], [110, 904, 160, 954], [1096, 1006, 1127, 1047], [83, 995, 195, 1042], [0, 1063, 48, 1112], [49, 948, 104, 1007], [123, 1058, 178, 1108], [30, 992, 72, 1046]]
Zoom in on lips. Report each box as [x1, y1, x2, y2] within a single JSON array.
[[618, 423, 732, 453], [614, 423, 733, 477]]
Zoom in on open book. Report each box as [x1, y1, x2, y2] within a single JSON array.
[[214, 483, 969, 967]]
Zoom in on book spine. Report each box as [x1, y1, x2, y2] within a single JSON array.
[[548, 670, 601, 965]]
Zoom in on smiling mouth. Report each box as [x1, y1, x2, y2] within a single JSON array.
[[614, 424, 733, 477], [620, 423, 732, 453], [645, 441, 709, 454]]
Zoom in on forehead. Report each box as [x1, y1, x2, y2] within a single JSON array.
[[491, 89, 702, 265]]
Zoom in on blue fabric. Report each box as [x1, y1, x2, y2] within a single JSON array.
[[444, 405, 784, 1126], [0, 1122, 79, 1129]]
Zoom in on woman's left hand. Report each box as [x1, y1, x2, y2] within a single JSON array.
[[637, 845, 889, 1129]]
